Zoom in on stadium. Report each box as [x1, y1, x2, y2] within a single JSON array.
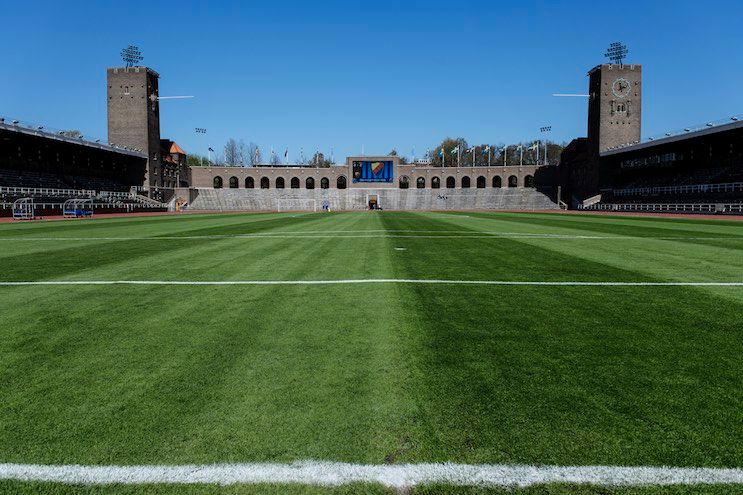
[[0, 6, 742, 494]]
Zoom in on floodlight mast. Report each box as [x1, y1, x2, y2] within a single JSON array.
[[604, 42, 628, 66], [121, 45, 144, 68]]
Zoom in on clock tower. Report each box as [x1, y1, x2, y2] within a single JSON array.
[[587, 64, 642, 154]]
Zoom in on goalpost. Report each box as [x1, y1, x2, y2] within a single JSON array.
[[277, 199, 317, 212]]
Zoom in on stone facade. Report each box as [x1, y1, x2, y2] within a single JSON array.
[[189, 156, 547, 192]]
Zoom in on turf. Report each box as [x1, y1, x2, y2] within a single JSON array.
[[0, 211, 741, 494]]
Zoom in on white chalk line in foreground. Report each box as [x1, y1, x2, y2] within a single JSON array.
[[0, 462, 741, 488], [1, 279, 743, 287]]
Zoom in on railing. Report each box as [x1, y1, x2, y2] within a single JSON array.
[[0, 186, 95, 197], [0, 201, 166, 212], [580, 202, 743, 214], [0, 186, 166, 210], [613, 182, 743, 197], [98, 190, 135, 199]]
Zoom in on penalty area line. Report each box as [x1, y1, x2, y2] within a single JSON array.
[[1, 279, 743, 287], [0, 461, 741, 488]]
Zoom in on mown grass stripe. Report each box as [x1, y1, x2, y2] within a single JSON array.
[[1, 279, 743, 286]]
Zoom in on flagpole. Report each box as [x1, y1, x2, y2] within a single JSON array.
[[520, 146, 523, 166], [504, 146, 507, 166], [488, 147, 491, 167]]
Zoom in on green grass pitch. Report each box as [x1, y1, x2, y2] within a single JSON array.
[[0, 211, 741, 494]]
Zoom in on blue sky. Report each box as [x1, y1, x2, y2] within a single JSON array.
[[3, 0, 742, 161]]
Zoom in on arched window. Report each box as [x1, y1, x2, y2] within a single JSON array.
[[229, 176, 238, 188], [492, 176, 502, 188], [306, 177, 315, 189], [508, 175, 518, 188], [213, 176, 223, 189], [291, 177, 300, 189], [399, 176, 410, 189], [245, 176, 254, 189], [337, 176, 347, 189], [476, 176, 486, 188], [446, 176, 455, 188], [276, 177, 285, 189], [320, 177, 329, 189], [431, 177, 440, 189], [260, 177, 270, 189], [461, 176, 471, 188], [416, 177, 425, 189], [524, 175, 534, 188]]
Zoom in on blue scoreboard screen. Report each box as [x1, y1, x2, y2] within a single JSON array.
[[352, 161, 393, 183]]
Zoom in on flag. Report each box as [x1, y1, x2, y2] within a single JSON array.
[[528, 143, 539, 151], [516, 145, 523, 151], [208, 147, 214, 152], [482, 146, 491, 155], [284, 149, 288, 158], [467, 147, 475, 154], [438, 148, 444, 158], [451, 146, 460, 154]]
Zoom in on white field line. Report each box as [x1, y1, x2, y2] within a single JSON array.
[[0, 462, 741, 488], [1, 232, 743, 241], [1, 279, 743, 287]]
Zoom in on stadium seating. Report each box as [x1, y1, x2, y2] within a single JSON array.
[[0, 168, 69, 189], [187, 188, 559, 211]]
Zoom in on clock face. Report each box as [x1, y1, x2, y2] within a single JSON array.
[[612, 78, 632, 98]]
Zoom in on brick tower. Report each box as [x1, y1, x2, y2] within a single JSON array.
[[107, 66, 162, 187]]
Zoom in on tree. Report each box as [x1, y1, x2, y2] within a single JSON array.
[[388, 149, 408, 164], [246, 142, 261, 166], [187, 154, 208, 167], [224, 139, 239, 166], [311, 152, 332, 168], [269, 151, 282, 166], [431, 138, 468, 167]]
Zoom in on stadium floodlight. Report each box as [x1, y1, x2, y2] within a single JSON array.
[[121, 45, 144, 68], [540, 126, 552, 165], [195, 128, 206, 134], [605, 42, 629, 66]]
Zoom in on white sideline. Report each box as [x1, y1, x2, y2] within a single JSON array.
[[0, 462, 741, 488], [1, 279, 743, 287], [1, 233, 743, 241]]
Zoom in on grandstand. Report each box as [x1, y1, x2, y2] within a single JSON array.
[[579, 117, 743, 214], [0, 119, 168, 218], [189, 187, 559, 212]]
